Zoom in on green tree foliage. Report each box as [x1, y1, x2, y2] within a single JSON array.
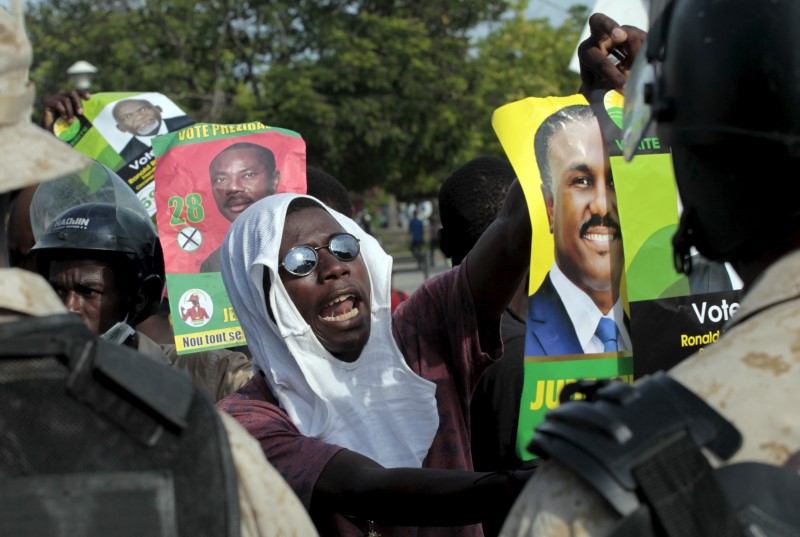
[[467, 3, 586, 159], [27, 0, 586, 195], [29, 0, 303, 121], [245, 9, 499, 194]]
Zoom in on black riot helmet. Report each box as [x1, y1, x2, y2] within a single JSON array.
[[624, 0, 800, 271], [29, 161, 165, 325]]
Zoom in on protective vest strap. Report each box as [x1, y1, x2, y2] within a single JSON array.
[[530, 372, 744, 536], [632, 432, 743, 537], [716, 462, 800, 536], [0, 314, 194, 444]]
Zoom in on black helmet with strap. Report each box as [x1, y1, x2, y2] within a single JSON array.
[[625, 0, 800, 269], [29, 160, 164, 325]]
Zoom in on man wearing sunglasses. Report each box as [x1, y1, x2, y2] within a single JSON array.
[[217, 182, 534, 536]]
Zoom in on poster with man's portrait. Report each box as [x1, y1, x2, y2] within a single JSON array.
[[609, 97, 745, 377], [153, 122, 307, 354], [493, 91, 633, 462], [52, 91, 194, 217], [493, 89, 744, 462]]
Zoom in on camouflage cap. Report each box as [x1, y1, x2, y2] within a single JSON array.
[[0, 0, 88, 195]]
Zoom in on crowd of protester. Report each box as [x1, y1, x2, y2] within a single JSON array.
[[3, 1, 799, 536]]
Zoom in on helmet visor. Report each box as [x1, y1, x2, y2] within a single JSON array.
[[622, 0, 675, 161]]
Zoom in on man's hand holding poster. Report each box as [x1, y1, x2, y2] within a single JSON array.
[[153, 122, 306, 354], [52, 92, 194, 217]]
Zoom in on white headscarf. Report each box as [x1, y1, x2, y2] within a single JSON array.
[[221, 193, 439, 468]]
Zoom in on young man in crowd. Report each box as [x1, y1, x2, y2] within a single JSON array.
[[29, 164, 253, 401], [218, 182, 533, 535], [436, 156, 531, 471], [437, 156, 532, 537]]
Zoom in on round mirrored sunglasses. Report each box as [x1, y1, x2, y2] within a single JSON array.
[[280, 233, 361, 277]]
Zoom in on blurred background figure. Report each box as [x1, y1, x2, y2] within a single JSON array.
[[437, 155, 529, 537]]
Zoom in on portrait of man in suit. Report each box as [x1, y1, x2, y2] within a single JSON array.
[[199, 142, 281, 273], [112, 97, 194, 162], [525, 104, 630, 357]]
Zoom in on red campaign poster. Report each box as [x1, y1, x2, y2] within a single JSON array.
[[153, 122, 306, 353]]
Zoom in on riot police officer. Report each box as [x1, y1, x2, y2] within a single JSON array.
[[500, 2, 800, 536], [0, 2, 317, 535], [29, 162, 253, 401]]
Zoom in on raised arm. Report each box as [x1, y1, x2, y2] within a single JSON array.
[[464, 178, 531, 327]]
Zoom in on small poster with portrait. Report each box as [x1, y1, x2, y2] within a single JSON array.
[[51, 92, 194, 217], [153, 122, 306, 354]]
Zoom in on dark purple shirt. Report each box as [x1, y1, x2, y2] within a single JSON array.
[[218, 264, 502, 536]]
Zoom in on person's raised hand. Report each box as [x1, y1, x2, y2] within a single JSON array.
[[578, 13, 646, 96], [41, 89, 91, 130]]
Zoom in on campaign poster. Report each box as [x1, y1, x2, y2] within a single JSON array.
[[493, 91, 633, 462], [493, 89, 744, 461], [52, 92, 194, 217], [153, 122, 306, 354], [610, 104, 744, 377]]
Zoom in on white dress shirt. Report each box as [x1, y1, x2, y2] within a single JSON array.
[[549, 262, 632, 354]]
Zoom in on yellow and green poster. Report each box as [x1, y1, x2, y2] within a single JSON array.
[[52, 92, 194, 217], [493, 88, 742, 461]]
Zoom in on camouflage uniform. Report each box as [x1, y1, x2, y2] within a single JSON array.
[[499, 250, 800, 537]]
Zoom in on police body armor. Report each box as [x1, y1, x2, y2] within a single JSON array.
[[0, 314, 240, 536], [530, 373, 800, 537]]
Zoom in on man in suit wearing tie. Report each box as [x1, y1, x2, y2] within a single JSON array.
[[112, 98, 193, 162], [199, 142, 281, 273], [525, 104, 630, 357]]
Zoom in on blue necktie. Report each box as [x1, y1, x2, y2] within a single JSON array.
[[595, 318, 619, 352]]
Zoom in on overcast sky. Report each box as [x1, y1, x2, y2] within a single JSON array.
[[526, 0, 596, 25]]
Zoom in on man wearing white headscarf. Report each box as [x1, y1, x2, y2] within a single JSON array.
[[217, 181, 532, 536]]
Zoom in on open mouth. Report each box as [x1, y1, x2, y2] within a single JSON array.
[[319, 294, 359, 322], [582, 230, 615, 242]]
